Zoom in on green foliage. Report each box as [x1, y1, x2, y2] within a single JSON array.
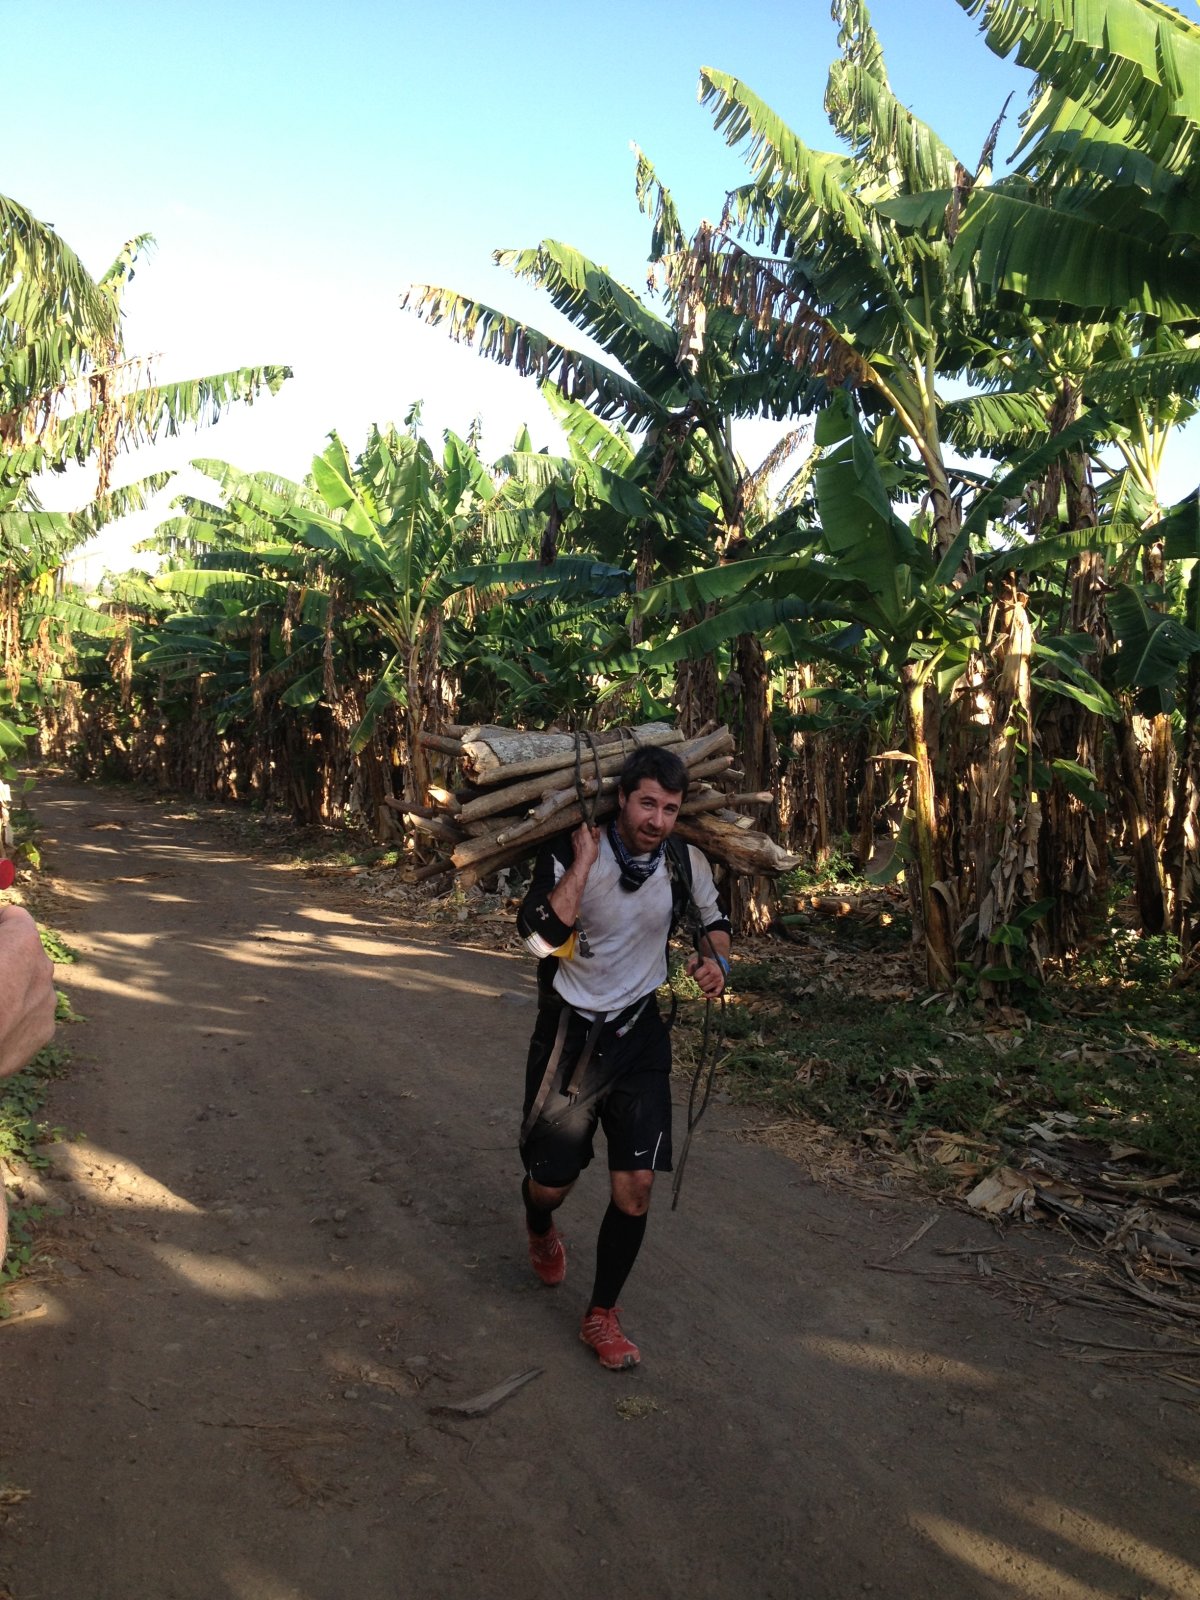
[[779, 838, 864, 892], [717, 932, 1200, 1177], [38, 926, 78, 966], [1073, 928, 1183, 990], [1, 1039, 70, 1286]]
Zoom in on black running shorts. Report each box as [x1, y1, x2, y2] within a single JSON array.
[[519, 997, 673, 1187]]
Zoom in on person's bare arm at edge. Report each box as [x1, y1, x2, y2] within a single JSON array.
[[0, 906, 56, 1078], [547, 822, 600, 929]]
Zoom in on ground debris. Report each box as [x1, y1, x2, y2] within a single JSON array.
[[427, 1367, 543, 1420], [616, 1396, 663, 1422]]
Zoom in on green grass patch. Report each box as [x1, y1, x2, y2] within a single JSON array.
[[1, 1039, 72, 1287], [2, 928, 78, 1287], [712, 940, 1200, 1179], [778, 837, 865, 894]]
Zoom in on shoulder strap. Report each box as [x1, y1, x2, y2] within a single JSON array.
[[664, 834, 694, 935]]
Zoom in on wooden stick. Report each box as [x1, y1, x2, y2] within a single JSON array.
[[460, 814, 513, 840], [381, 797, 441, 819], [452, 797, 617, 869], [457, 760, 606, 824], [404, 857, 455, 884], [417, 732, 466, 756], [494, 779, 619, 848], [686, 755, 735, 784], [527, 773, 620, 826], [408, 815, 465, 845], [427, 1367, 543, 1419]]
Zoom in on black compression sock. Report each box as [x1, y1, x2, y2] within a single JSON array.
[[522, 1176, 554, 1237], [589, 1201, 647, 1310]]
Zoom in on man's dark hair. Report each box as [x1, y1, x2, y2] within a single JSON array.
[[617, 744, 689, 801]]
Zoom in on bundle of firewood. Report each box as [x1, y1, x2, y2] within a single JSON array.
[[384, 722, 800, 886]]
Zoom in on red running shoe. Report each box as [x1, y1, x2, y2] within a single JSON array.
[[527, 1224, 566, 1286], [580, 1305, 640, 1370]]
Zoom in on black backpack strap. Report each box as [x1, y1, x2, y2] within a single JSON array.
[[663, 834, 694, 937]]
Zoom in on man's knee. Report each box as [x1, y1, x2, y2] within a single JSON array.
[[527, 1176, 573, 1212], [611, 1168, 654, 1216]]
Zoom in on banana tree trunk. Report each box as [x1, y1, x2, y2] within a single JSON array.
[[927, 457, 963, 566], [1164, 654, 1200, 948], [903, 664, 955, 988], [405, 652, 435, 812], [727, 631, 777, 932], [673, 612, 720, 738], [778, 666, 830, 863], [966, 589, 1045, 985], [1113, 709, 1167, 933], [1037, 421, 1107, 956]]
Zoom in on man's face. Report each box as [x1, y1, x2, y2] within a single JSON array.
[[616, 777, 683, 855]]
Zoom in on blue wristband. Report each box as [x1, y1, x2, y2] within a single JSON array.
[[714, 955, 731, 977]]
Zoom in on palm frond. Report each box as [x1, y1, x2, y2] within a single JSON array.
[[940, 388, 1050, 450], [884, 182, 1200, 321], [542, 383, 635, 472], [632, 147, 687, 261], [680, 225, 874, 393], [0, 192, 115, 340], [401, 283, 661, 424], [825, 0, 962, 192], [1084, 343, 1200, 409], [496, 241, 682, 391], [957, 0, 1200, 173]]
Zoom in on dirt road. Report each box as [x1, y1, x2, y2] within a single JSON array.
[[1, 776, 1197, 1600]]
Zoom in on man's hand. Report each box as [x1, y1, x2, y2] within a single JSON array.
[[547, 823, 601, 931], [686, 949, 729, 998], [571, 822, 601, 874], [0, 906, 57, 1078]]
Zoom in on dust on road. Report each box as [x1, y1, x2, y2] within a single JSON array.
[[2, 777, 1197, 1600]]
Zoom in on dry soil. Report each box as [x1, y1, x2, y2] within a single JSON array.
[[1, 776, 1197, 1600]]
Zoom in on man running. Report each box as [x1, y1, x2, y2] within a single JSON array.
[[516, 744, 731, 1369]]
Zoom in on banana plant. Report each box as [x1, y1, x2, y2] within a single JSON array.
[[1, 190, 290, 799]]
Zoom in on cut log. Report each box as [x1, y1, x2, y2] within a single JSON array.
[[528, 773, 620, 826], [408, 814, 466, 845], [392, 720, 789, 886], [680, 789, 734, 816], [454, 728, 733, 825], [459, 722, 682, 786], [460, 814, 513, 840], [457, 761, 610, 825], [673, 814, 801, 876]]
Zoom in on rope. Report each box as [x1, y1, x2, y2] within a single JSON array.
[[669, 883, 727, 1211], [670, 988, 722, 1211], [573, 728, 603, 828]]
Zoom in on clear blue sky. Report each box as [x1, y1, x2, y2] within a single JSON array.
[[5, 0, 1192, 573]]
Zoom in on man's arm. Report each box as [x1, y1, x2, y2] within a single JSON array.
[[546, 823, 599, 929], [516, 825, 598, 958], [686, 927, 731, 997], [684, 847, 733, 997], [0, 907, 57, 1078]]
